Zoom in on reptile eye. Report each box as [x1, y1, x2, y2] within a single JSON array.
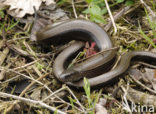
[[60, 69, 82, 82]]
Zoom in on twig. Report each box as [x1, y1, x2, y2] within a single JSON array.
[[121, 86, 156, 108], [72, 0, 78, 18], [104, 0, 117, 33], [140, 0, 156, 18], [7, 37, 30, 41], [19, 73, 50, 97], [7, 43, 53, 58], [66, 86, 86, 112], [111, 51, 127, 69], [104, 6, 130, 31], [13, 59, 39, 70], [5, 73, 49, 113], [18, 72, 84, 112], [0, 75, 21, 84], [0, 62, 11, 80], [42, 86, 85, 112], [2, 28, 6, 39], [111, 54, 121, 70], [6, 43, 34, 59], [0, 91, 66, 114], [32, 65, 42, 77], [23, 41, 36, 57], [76, 47, 119, 63], [121, 85, 132, 113], [6, 73, 72, 113], [137, 61, 156, 69], [42, 86, 66, 102], [0, 28, 9, 66], [0, 67, 53, 93], [0, 47, 10, 65], [130, 74, 156, 95], [52, 100, 84, 112]]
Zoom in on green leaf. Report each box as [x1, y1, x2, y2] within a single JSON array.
[[92, 0, 105, 7], [125, 0, 134, 6], [89, 4, 102, 15], [56, 0, 70, 6], [68, 97, 77, 110], [101, 8, 107, 15], [116, 0, 124, 3], [82, 8, 89, 14], [92, 0, 100, 2], [0, 9, 4, 19], [139, 29, 156, 48], [86, 0, 93, 4], [89, 4, 106, 24], [90, 14, 106, 24], [98, 2, 105, 7], [144, 8, 156, 38], [83, 78, 91, 107]]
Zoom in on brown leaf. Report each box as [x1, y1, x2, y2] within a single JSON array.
[[144, 68, 156, 91], [128, 69, 143, 80], [30, 88, 42, 101], [129, 68, 156, 90], [95, 98, 108, 114], [3, 0, 55, 17]]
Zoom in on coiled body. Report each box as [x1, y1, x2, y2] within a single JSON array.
[[36, 19, 156, 87]]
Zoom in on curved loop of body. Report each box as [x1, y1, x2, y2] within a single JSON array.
[[37, 19, 156, 87]]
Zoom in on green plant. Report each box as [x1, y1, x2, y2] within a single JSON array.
[[68, 96, 77, 112], [139, 29, 156, 48], [83, 0, 106, 24], [68, 51, 86, 68], [150, 1, 156, 9], [0, 9, 4, 19], [54, 109, 58, 114], [57, 0, 134, 24], [35, 62, 45, 70], [83, 77, 101, 114], [56, 0, 71, 6], [0, 17, 19, 35], [6, 19, 19, 32], [139, 8, 156, 48], [83, 0, 134, 24]]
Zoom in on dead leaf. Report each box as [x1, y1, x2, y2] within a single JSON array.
[[144, 68, 156, 91], [42, 0, 54, 5], [144, 68, 155, 81], [3, 0, 55, 17], [95, 98, 108, 114], [30, 87, 42, 100], [128, 69, 143, 80], [129, 68, 156, 91], [0, 0, 6, 9]]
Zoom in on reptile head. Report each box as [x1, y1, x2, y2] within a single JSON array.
[[60, 69, 82, 82]]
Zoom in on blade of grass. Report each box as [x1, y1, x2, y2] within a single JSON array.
[[139, 28, 156, 48]]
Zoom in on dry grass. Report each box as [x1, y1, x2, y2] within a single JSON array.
[[0, 0, 156, 113]]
